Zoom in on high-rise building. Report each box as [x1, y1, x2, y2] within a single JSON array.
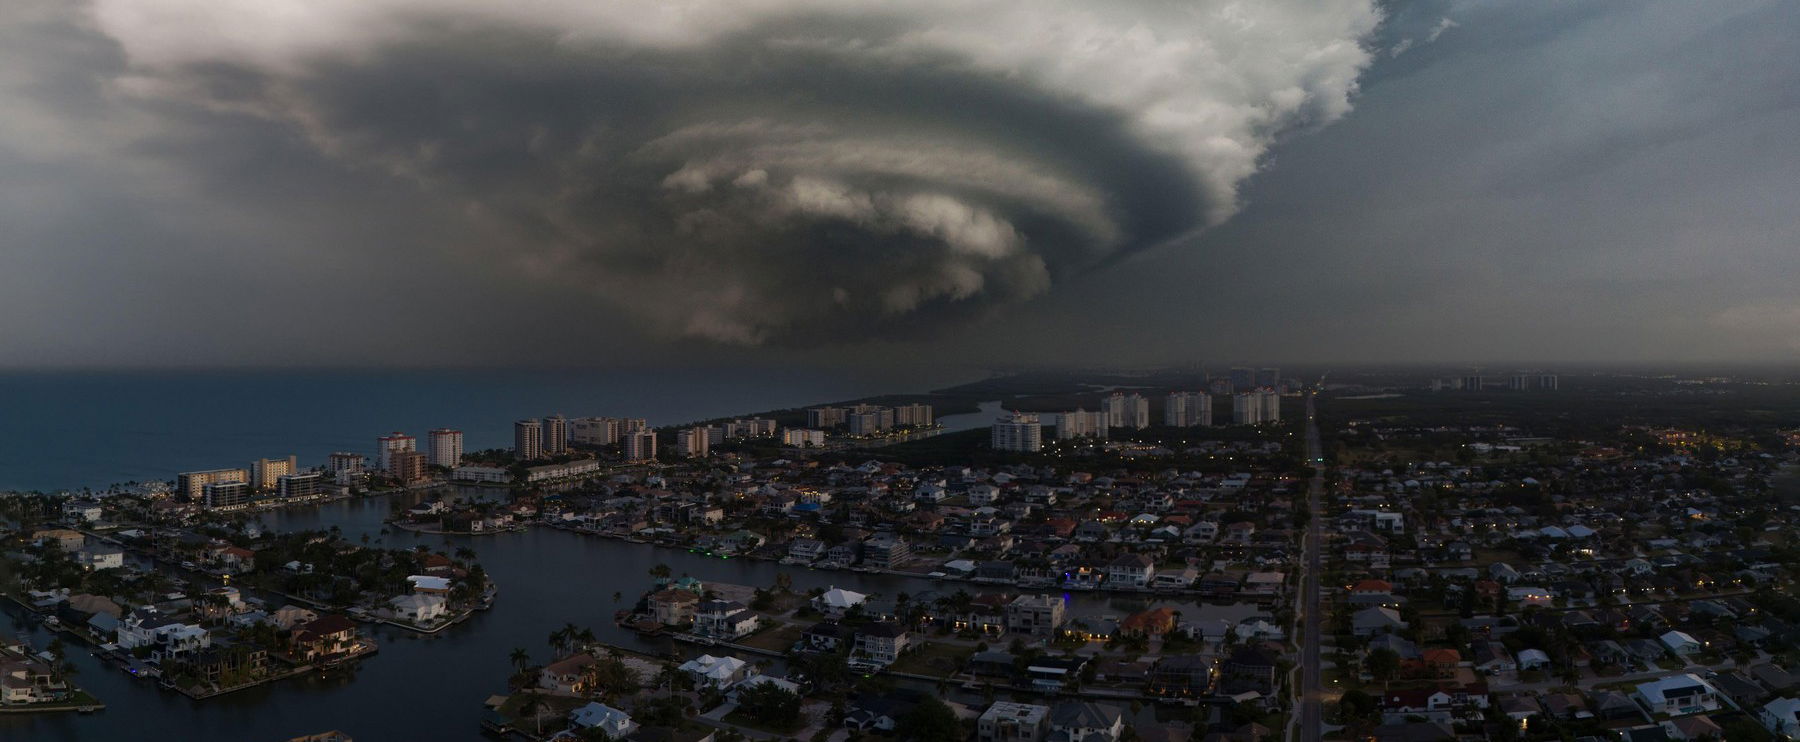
[[846, 407, 895, 435], [177, 468, 250, 501], [1257, 367, 1281, 390], [514, 419, 544, 461], [781, 429, 826, 447], [1229, 367, 1254, 392], [376, 432, 415, 472], [619, 418, 649, 433], [428, 429, 464, 468], [1103, 393, 1150, 430], [722, 418, 778, 438], [277, 472, 322, 500], [1057, 409, 1108, 439], [893, 404, 934, 427], [622, 429, 658, 461], [328, 452, 365, 472], [1233, 390, 1281, 425], [1209, 377, 1235, 396], [674, 427, 710, 458], [571, 417, 621, 447], [1461, 375, 1485, 392], [991, 412, 1043, 452], [202, 480, 251, 509], [389, 450, 427, 483], [1055, 409, 1109, 439], [1538, 374, 1559, 390], [542, 415, 568, 454], [806, 407, 848, 429], [250, 455, 299, 491], [1164, 392, 1213, 427]]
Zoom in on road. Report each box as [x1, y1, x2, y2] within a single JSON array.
[[1297, 391, 1326, 742]]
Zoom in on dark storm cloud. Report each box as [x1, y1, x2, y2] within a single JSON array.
[[6, 0, 1376, 354]]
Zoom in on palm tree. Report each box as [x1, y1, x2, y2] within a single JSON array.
[[510, 647, 531, 673], [548, 628, 569, 658], [576, 626, 597, 648]]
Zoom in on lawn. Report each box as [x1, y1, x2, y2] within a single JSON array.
[[889, 641, 975, 677], [741, 623, 806, 653], [723, 708, 808, 735]]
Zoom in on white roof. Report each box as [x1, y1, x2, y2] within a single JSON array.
[[680, 654, 747, 680], [816, 587, 868, 608]]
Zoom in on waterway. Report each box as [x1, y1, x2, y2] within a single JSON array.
[[2, 490, 1265, 741]]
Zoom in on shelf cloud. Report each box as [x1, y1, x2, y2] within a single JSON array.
[[83, 0, 1382, 345]]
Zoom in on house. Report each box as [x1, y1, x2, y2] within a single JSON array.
[[1148, 656, 1214, 697], [853, 622, 910, 666], [1007, 594, 1066, 637], [1048, 701, 1124, 742], [679, 654, 752, 690], [1220, 648, 1278, 695], [1760, 697, 1800, 740], [1352, 606, 1408, 637], [1634, 674, 1720, 717], [648, 589, 702, 626], [694, 600, 759, 640], [540, 653, 599, 694], [389, 593, 447, 624], [1663, 715, 1722, 741], [1473, 642, 1515, 674], [1119, 608, 1178, 637], [290, 615, 359, 662], [728, 674, 803, 704], [979, 702, 1050, 742], [844, 695, 915, 731], [787, 539, 825, 562], [1516, 648, 1552, 671], [1026, 656, 1088, 692], [803, 622, 845, 652], [1348, 579, 1399, 606], [813, 587, 868, 618], [569, 702, 637, 739], [76, 545, 125, 571], [1105, 554, 1155, 589], [1421, 649, 1461, 679], [1660, 630, 1702, 656]]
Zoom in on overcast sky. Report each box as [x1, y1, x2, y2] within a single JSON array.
[[3, 0, 1796, 369]]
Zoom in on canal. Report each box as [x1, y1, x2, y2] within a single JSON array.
[[2, 490, 1264, 741]]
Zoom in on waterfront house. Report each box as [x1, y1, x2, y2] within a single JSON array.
[[694, 600, 759, 641], [648, 589, 701, 627], [540, 653, 598, 694], [853, 622, 910, 666], [813, 587, 868, 618], [389, 593, 447, 624], [978, 702, 1050, 742], [1220, 648, 1278, 696], [1105, 553, 1155, 589], [1047, 701, 1123, 742], [679, 654, 751, 690], [290, 615, 359, 662], [1760, 697, 1800, 740], [1147, 655, 1213, 697], [569, 702, 637, 738], [1006, 594, 1065, 637]]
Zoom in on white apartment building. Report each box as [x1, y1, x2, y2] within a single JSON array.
[[542, 415, 568, 454], [514, 419, 544, 460], [1233, 390, 1281, 425], [622, 429, 658, 461], [427, 429, 464, 468], [1164, 392, 1213, 427], [571, 417, 621, 446], [1102, 393, 1150, 430], [1055, 409, 1108, 440], [250, 455, 299, 491], [992, 412, 1043, 452], [781, 429, 826, 447], [375, 432, 415, 472], [674, 427, 710, 458]]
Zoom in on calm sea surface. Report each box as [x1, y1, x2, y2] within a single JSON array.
[[0, 367, 982, 493]]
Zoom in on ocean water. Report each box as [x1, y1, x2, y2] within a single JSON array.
[[0, 366, 976, 492]]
